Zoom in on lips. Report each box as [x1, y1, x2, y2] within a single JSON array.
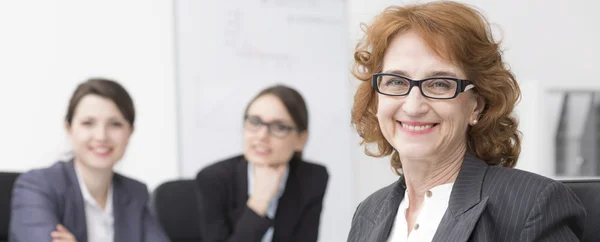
[[252, 144, 272, 156], [397, 121, 438, 134], [401, 123, 434, 131], [90, 146, 113, 157]]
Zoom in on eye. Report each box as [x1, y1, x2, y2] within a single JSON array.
[[272, 124, 289, 132], [385, 78, 408, 87], [427, 79, 454, 89], [111, 122, 123, 127], [247, 116, 263, 126], [81, 120, 94, 126]]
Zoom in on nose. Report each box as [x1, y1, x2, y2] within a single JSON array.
[[93, 125, 108, 141], [402, 86, 429, 116], [256, 124, 270, 140]]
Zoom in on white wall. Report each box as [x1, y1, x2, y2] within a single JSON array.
[[0, 0, 179, 190], [347, 0, 600, 204]]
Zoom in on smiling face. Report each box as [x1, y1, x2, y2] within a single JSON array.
[[243, 94, 307, 166], [376, 31, 484, 161], [66, 94, 133, 171]]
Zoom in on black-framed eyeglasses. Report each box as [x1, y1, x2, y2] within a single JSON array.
[[244, 115, 298, 139], [372, 73, 475, 99]]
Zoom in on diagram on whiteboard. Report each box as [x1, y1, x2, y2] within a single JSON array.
[[175, 0, 346, 175]]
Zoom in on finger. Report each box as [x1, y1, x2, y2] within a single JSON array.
[[56, 224, 68, 232], [51, 232, 74, 238], [275, 163, 287, 170], [253, 162, 270, 168], [51, 231, 75, 240], [57, 224, 74, 237], [256, 164, 278, 173], [53, 237, 74, 242], [51, 231, 67, 239], [267, 164, 286, 174]]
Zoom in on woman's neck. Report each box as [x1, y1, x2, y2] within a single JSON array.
[[74, 160, 113, 209], [401, 143, 466, 199], [400, 143, 466, 235]]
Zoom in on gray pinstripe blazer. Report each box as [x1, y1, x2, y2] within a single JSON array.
[[348, 154, 586, 242]]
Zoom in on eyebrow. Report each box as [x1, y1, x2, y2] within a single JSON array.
[[428, 71, 458, 78], [108, 117, 126, 122], [78, 115, 124, 122], [246, 115, 294, 125], [385, 70, 410, 76], [383, 70, 459, 78]]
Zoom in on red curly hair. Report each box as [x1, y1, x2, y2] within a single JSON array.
[[351, 1, 521, 173]]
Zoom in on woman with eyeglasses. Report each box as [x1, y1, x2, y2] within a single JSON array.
[[195, 85, 329, 242], [347, 1, 585, 241]]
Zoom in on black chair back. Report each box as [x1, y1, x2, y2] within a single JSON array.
[[561, 179, 600, 242], [153, 179, 202, 242], [0, 172, 21, 242]]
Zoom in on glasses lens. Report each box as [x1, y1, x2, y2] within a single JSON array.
[[270, 123, 292, 138], [421, 78, 458, 98], [377, 75, 410, 95], [245, 116, 262, 130]]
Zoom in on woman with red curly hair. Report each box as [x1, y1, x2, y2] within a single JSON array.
[[347, 1, 585, 241]]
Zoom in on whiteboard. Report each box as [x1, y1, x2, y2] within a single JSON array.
[[174, 0, 354, 240]]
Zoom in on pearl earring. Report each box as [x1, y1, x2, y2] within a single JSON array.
[[472, 119, 478, 125]]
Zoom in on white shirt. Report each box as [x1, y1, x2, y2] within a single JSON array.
[[247, 164, 289, 242], [75, 167, 115, 242], [387, 183, 454, 242]]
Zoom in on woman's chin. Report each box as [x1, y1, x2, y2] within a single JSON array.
[[396, 146, 436, 159], [246, 155, 271, 166], [252, 161, 283, 167], [82, 155, 118, 169], [248, 157, 287, 167]]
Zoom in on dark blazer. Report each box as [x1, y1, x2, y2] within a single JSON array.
[[195, 155, 329, 242], [348, 154, 587, 242], [9, 161, 170, 242]]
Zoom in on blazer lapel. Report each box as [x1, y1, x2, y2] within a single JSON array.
[[273, 159, 303, 240], [234, 158, 250, 221], [63, 161, 88, 242], [371, 179, 405, 242], [432, 154, 489, 242], [113, 175, 134, 242]]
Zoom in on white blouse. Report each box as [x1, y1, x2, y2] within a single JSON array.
[[75, 167, 115, 242], [387, 183, 454, 242]]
